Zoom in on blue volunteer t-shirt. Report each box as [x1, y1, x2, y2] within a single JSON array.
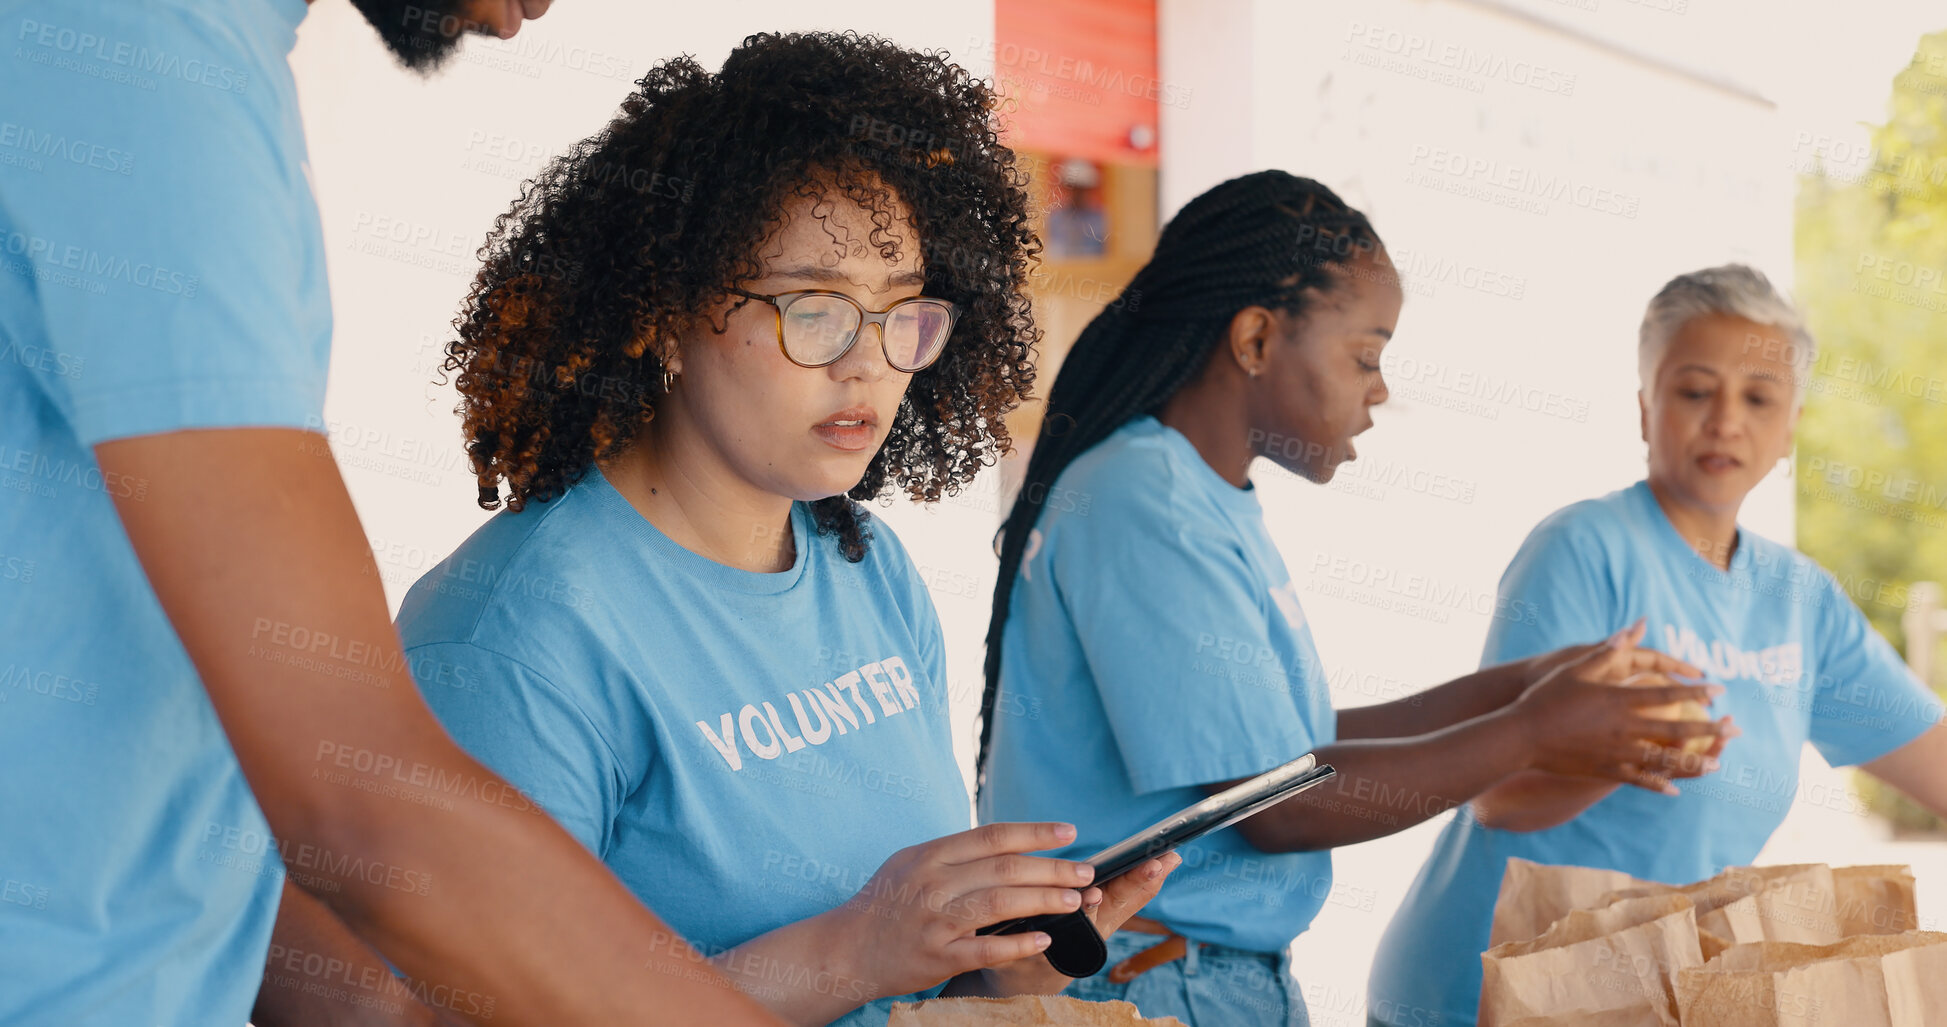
[[0, 1, 326, 1023], [1367, 480, 1942, 1027], [980, 415, 1339, 953], [396, 467, 973, 1027]]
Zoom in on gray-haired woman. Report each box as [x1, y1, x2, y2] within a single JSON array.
[[1367, 264, 1947, 1027]]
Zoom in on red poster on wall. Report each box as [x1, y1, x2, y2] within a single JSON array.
[[991, 0, 1163, 167]]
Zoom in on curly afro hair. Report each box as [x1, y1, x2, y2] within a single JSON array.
[[445, 30, 1040, 560]]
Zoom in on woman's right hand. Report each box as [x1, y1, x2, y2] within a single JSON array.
[[1508, 623, 1737, 794], [1510, 617, 1710, 697], [828, 821, 1100, 1001]]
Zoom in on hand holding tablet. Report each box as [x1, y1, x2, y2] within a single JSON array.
[[975, 753, 1337, 976]]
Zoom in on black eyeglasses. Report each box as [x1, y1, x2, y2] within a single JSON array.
[[730, 288, 961, 373]]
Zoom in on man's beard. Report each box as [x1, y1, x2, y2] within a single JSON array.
[[347, 0, 482, 74]]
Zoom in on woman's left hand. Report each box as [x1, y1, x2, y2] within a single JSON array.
[[967, 852, 1181, 997]]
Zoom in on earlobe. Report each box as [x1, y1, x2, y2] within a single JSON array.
[[1638, 392, 1649, 444], [1231, 306, 1273, 380]]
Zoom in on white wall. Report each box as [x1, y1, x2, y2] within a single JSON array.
[[1246, 0, 1792, 714]]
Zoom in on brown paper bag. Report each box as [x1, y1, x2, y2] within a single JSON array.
[[1674, 931, 1947, 1027], [1503, 1008, 1653, 1027], [1486, 862, 1925, 1023], [1597, 864, 1846, 960], [1489, 857, 1644, 948], [1693, 865, 1843, 958], [886, 995, 1187, 1027], [1479, 893, 1703, 1027], [1834, 865, 1921, 936], [1497, 864, 1916, 950]]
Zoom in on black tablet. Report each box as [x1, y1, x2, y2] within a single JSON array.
[[1081, 752, 1336, 884], [975, 753, 1335, 941]]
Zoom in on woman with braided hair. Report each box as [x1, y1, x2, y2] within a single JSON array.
[[976, 170, 1732, 1025]]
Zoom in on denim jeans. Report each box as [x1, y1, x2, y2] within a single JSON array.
[[1062, 931, 1309, 1027]]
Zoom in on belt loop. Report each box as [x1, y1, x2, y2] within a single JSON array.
[[1183, 938, 1200, 977]]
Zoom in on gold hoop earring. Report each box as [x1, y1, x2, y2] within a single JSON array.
[[662, 366, 677, 393]]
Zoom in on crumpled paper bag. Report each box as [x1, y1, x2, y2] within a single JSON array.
[[1601, 864, 1843, 960], [1484, 861, 1926, 1026], [1834, 865, 1921, 936], [1479, 892, 1704, 1027], [1674, 931, 1947, 1026], [1488, 857, 1641, 950]]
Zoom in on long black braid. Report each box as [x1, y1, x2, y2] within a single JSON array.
[[975, 170, 1381, 785]]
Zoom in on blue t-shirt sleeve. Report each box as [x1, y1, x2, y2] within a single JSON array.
[[1480, 511, 1622, 667], [8, 3, 323, 446], [1807, 575, 1943, 767], [407, 641, 633, 857], [1053, 489, 1315, 795]]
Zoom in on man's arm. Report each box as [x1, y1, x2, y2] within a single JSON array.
[[98, 428, 780, 1027], [254, 879, 452, 1027]]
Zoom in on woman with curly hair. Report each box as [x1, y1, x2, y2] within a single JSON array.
[[377, 31, 1173, 1026]]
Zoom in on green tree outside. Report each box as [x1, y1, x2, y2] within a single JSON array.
[[1794, 29, 1947, 831]]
